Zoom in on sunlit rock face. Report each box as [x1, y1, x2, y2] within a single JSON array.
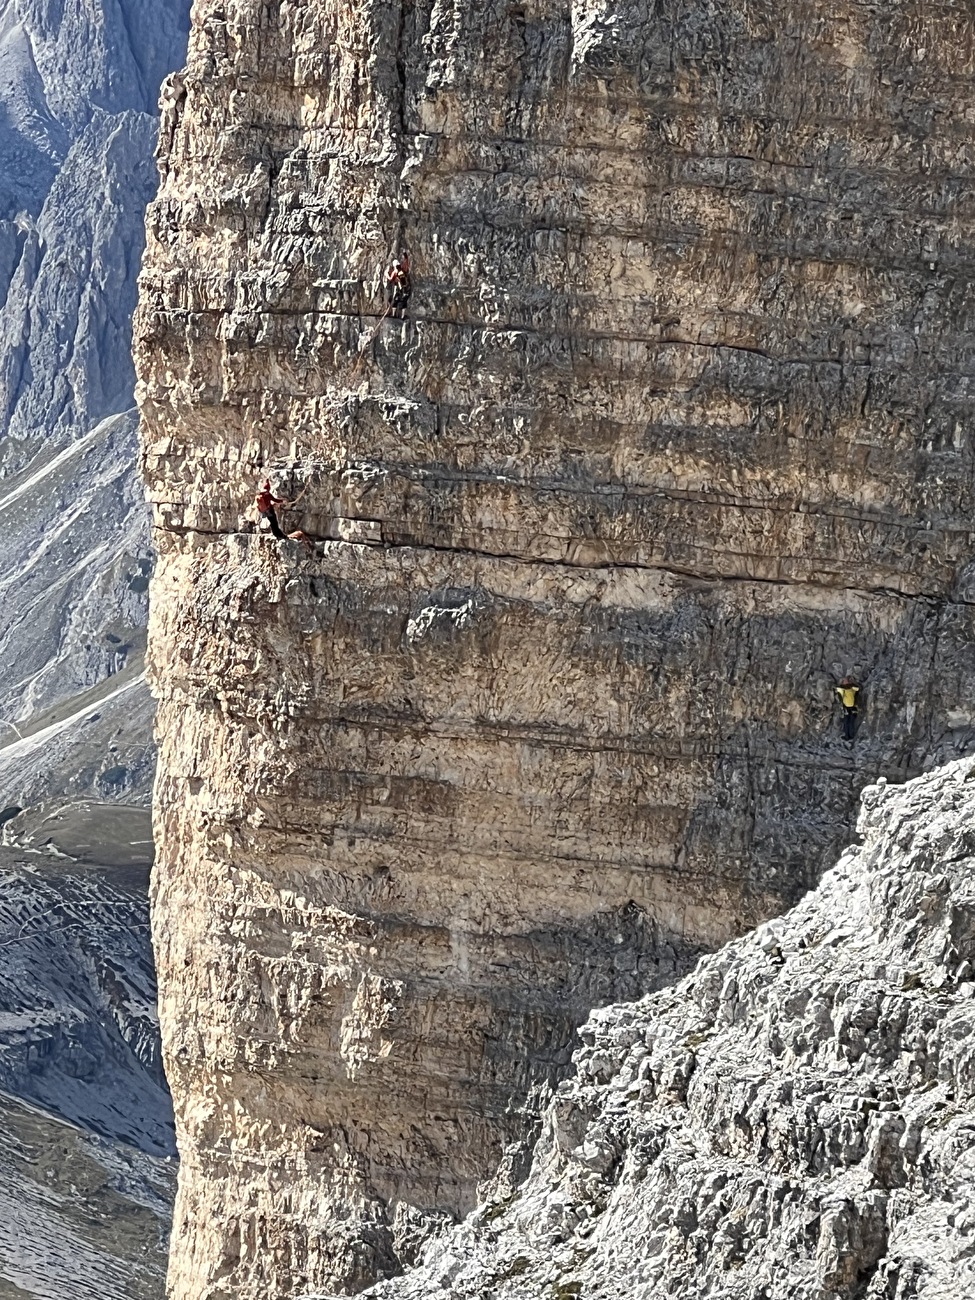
[[137, 2, 975, 1297]]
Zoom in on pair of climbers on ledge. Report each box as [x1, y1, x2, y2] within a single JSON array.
[[836, 678, 860, 740]]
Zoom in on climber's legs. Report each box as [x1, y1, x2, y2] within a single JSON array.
[[260, 507, 285, 540], [389, 287, 411, 319]]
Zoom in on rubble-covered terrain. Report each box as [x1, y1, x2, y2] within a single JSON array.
[[370, 760, 975, 1300], [0, 814, 175, 1300]]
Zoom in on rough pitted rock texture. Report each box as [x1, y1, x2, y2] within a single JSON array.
[[137, 2, 975, 1297], [367, 760, 975, 1300]]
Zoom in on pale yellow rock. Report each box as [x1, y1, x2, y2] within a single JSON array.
[[136, 1, 975, 1297]]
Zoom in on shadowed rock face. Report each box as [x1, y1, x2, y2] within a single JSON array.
[[137, 2, 975, 1297], [367, 759, 975, 1300]]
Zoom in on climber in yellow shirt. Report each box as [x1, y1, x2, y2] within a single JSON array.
[[836, 678, 860, 740]]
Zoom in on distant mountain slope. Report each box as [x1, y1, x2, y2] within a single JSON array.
[[0, 818, 172, 1152], [0, 1089, 173, 1300], [0, 0, 190, 801], [0, 0, 191, 465], [0, 821, 175, 1300], [0, 412, 154, 806], [0, 4, 190, 1296]]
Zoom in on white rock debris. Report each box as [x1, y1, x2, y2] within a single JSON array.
[[370, 760, 975, 1300]]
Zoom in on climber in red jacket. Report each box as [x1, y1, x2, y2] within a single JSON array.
[[255, 479, 288, 539]]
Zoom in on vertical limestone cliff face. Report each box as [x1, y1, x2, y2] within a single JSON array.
[[137, 2, 975, 1297]]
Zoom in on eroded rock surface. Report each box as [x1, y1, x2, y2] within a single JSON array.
[[137, 1, 975, 1297], [369, 760, 975, 1300]]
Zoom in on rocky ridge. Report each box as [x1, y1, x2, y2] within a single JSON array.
[[136, 1, 975, 1296], [367, 759, 975, 1300]]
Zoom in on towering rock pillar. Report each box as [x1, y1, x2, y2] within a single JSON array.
[[137, 1, 975, 1297]]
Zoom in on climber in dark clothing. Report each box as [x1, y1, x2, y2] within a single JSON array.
[[256, 479, 287, 540], [386, 253, 412, 317], [836, 678, 860, 740]]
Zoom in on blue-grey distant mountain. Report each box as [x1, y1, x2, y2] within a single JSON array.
[[0, 3, 190, 1296], [0, 0, 191, 460], [0, 0, 189, 794]]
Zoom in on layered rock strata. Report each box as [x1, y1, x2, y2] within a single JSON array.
[[137, 2, 975, 1297], [369, 759, 975, 1300]]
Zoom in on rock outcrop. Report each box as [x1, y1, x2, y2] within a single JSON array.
[[368, 759, 975, 1300], [136, 2, 975, 1297]]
